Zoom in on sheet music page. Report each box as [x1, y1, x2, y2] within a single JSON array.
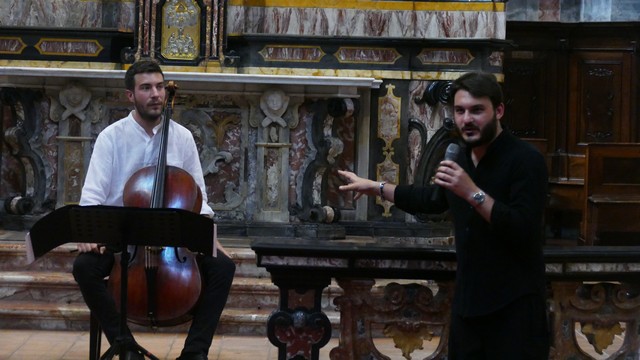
[[213, 223, 218, 257], [24, 232, 35, 264]]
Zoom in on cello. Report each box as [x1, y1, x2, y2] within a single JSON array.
[[108, 82, 204, 327]]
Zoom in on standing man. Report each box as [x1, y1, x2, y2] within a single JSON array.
[[73, 59, 236, 360], [338, 71, 549, 359]]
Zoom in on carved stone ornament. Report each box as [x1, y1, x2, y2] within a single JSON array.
[[59, 83, 91, 122], [260, 89, 290, 128]]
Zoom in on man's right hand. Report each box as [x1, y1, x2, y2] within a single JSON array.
[[337, 170, 378, 200], [76, 242, 105, 254]]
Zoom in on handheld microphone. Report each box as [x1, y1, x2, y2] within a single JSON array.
[[431, 143, 461, 202]]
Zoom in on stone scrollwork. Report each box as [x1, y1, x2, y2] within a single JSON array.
[[181, 109, 233, 173], [552, 281, 640, 358], [294, 97, 354, 225], [180, 109, 238, 206], [0, 89, 47, 213], [414, 80, 452, 107], [325, 136, 343, 165], [331, 279, 452, 360], [267, 309, 332, 360]]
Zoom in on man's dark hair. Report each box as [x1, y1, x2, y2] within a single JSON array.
[[448, 71, 504, 109], [124, 59, 164, 91]]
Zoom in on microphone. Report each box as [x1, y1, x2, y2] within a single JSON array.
[[431, 143, 461, 202]]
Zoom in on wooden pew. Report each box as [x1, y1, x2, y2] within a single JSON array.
[[546, 147, 586, 242], [580, 143, 640, 245]]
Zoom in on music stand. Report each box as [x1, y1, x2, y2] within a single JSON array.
[[26, 205, 215, 360]]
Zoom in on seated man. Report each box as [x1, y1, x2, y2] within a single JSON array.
[[72, 59, 235, 360]]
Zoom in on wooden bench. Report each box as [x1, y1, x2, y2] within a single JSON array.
[[546, 147, 586, 241], [580, 143, 640, 245]]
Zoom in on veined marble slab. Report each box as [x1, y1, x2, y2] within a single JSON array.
[[0, 0, 135, 30], [228, 1, 506, 39]]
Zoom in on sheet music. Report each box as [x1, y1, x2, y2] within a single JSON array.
[[24, 232, 35, 264], [213, 223, 218, 257]]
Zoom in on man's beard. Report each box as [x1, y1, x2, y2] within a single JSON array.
[[459, 115, 498, 148], [134, 99, 163, 123]]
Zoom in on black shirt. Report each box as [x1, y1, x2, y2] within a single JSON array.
[[394, 131, 548, 317]]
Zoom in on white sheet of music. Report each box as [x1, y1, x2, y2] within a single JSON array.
[[213, 223, 218, 257], [24, 232, 35, 264]]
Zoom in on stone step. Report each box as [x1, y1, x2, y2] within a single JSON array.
[[0, 269, 341, 311], [0, 231, 345, 335], [0, 271, 281, 308], [0, 299, 341, 336], [0, 269, 342, 336]]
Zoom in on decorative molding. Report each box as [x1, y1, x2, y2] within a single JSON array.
[[376, 83, 401, 217], [335, 47, 401, 65], [0, 37, 27, 54], [417, 48, 473, 65], [34, 38, 104, 57], [259, 45, 325, 62]]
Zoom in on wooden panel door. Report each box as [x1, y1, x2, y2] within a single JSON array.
[[502, 58, 548, 138], [568, 51, 633, 153]]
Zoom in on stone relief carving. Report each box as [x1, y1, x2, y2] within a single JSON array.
[[180, 109, 238, 206], [248, 88, 301, 222], [0, 89, 48, 213], [259, 89, 290, 142], [58, 83, 91, 122], [47, 82, 98, 206], [294, 98, 355, 224], [250, 88, 299, 132], [181, 109, 232, 175], [260, 89, 289, 127], [325, 136, 343, 165]]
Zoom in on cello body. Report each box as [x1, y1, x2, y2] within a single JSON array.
[[107, 82, 205, 327]]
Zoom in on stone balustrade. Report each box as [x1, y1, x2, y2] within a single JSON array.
[[251, 238, 640, 359]]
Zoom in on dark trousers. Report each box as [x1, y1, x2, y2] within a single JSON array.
[[72, 249, 236, 355], [448, 293, 550, 360]]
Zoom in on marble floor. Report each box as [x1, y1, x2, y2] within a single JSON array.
[[0, 330, 300, 360], [0, 328, 621, 359], [0, 329, 439, 360]]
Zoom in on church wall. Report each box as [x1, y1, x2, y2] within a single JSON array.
[[0, 1, 524, 239]]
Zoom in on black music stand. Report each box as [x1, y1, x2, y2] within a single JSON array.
[[27, 205, 215, 360]]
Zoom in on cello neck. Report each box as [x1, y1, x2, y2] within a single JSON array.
[[150, 81, 177, 208]]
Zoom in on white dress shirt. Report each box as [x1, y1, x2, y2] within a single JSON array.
[[80, 111, 214, 217]]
